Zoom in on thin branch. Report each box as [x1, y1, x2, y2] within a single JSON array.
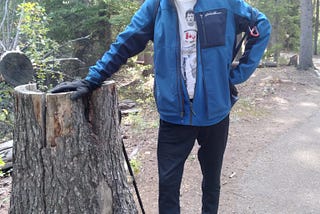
[[45, 57, 86, 65], [42, 34, 92, 59], [0, 41, 6, 52], [12, 0, 25, 50], [0, 0, 10, 50], [0, 0, 9, 30]]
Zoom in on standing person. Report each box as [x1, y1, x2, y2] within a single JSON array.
[[50, 0, 271, 213]]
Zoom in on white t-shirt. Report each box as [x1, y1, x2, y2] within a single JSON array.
[[174, 0, 197, 99]]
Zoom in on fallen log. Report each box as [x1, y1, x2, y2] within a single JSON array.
[[0, 51, 34, 86]]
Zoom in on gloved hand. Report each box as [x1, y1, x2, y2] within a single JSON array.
[[49, 80, 99, 100]]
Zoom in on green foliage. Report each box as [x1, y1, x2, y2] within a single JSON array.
[[0, 83, 13, 110], [129, 158, 141, 174], [103, 0, 140, 36], [42, 0, 140, 42], [121, 62, 154, 103], [264, 43, 282, 59], [0, 109, 11, 124], [39, 0, 140, 67], [0, 157, 4, 167], [251, 0, 300, 53], [123, 112, 157, 132], [17, 2, 61, 91], [42, 0, 110, 42], [0, 157, 4, 177], [0, 82, 14, 140]]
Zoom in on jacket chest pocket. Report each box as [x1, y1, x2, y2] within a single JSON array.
[[195, 8, 227, 49]]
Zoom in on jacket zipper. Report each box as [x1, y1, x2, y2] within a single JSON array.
[[173, 4, 185, 120], [187, 5, 202, 125], [189, 100, 196, 124], [189, 8, 199, 125]]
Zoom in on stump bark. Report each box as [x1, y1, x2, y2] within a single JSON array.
[[10, 81, 138, 214]]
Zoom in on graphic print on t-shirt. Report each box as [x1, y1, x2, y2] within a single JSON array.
[[181, 9, 197, 99], [174, 0, 197, 99]]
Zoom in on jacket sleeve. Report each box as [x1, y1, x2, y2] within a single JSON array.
[[85, 0, 157, 86], [229, 0, 271, 85]]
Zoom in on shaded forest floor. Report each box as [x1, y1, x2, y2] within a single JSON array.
[[1, 61, 320, 213]]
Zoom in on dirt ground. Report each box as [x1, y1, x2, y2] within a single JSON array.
[[1, 62, 320, 213]]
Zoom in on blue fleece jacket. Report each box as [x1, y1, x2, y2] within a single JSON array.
[[85, 0, 271, 126]]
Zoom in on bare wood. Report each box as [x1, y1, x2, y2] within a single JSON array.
[[259, 61, 278, 68], [11, 82, 137, 214]]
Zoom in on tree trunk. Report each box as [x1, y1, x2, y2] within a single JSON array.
[[299, 0, 314, 70], [314, 0, 319, 55], [272, 0, 280, 62], [10, 82, 138, 214]]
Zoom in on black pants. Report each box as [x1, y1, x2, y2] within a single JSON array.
[[157, 115, 229, 214]]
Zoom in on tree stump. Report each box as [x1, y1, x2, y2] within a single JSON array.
[[10, 81, 138, 214], [288, 54, 298, 67]]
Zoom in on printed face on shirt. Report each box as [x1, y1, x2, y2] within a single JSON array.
[[183, 9, 196, 44], [185, 10, 195, 27]]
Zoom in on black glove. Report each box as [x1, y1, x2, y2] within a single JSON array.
[[49, 80, 99, 100]]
